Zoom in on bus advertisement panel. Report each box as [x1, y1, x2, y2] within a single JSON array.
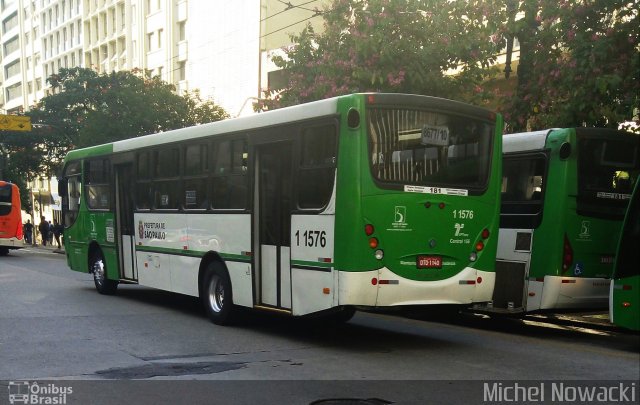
[[59, 93, 502, 324]]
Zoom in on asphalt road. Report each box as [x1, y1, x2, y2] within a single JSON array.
[[1, 247, 638, 404]]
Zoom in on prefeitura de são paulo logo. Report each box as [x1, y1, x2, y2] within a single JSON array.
[[7, 381, 73, 404]]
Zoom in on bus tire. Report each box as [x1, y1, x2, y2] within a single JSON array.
[[202, 264, 235, 325], [0, 247, 8, 256], [90, 250, 118, 295]]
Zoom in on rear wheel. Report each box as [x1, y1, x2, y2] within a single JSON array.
[[0, 247, 8, 256], [201, 264, 236, 325], [91, 250, 118, 295]]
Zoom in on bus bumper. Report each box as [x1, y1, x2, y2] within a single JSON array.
[[0, 237, 24, 249], [338, 267, 495, 307], [536, 276, 610, 311]]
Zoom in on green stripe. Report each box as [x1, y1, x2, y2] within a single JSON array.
[[291, 259, 333, 269], [135, 245, 251, 262]]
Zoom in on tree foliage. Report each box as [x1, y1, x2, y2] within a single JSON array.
[[0, 67, 229, 183], [502, 0, 639, 131], [256, 0, 506, 110]]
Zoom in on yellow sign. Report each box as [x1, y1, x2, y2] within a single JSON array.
[[0, 114, 32, 131]]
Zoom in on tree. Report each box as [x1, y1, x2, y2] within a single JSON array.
[[500, 0, 639, 131], [0, 67, 230, 181], [256, 0, 505, 110]]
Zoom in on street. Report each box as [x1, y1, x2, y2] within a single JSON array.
[[1, 247, 638, 404]]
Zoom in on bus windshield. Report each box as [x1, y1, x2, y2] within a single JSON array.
[[367, 107, 493, 191], [0, 183, 13, 216], [577, 132, 640, 219]]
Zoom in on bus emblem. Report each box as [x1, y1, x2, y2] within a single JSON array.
[[394, 206, 406, 224], [579, 221, 591, 239], [138, 221, 144, 240]]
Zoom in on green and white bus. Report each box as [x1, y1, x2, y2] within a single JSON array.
[[478, 128, 639, 314], [60, 93, 502, 324], [610, 180, 640, 331]]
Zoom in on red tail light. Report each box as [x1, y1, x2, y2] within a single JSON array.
[[369, 237, 379, 249], [562, 234, 573, 273], [364, 224, 375, 236], [481, 228, 490, 239], [475, 241, 484, 251]]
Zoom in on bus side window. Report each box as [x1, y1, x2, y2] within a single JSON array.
[[136, 151, 151, 210], [297, 125, 337, 210], [85, 159, 111, 210], [211, 139, 248, 210], [501, 154, 546, 228]]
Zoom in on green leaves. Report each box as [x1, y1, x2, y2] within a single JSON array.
[[1, 67, 229, 187]]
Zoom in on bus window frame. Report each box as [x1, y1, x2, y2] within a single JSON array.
[[365, 103, 496, 196], [60, 160, 83, 229], [84, 158, 112, 211], [294, 120, 339, 213], [499, 151, 549, 229]]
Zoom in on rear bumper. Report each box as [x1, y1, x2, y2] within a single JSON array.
[[338, 266, 495, 307], [0, 237, 24, 249], [537, 276, 610, 310]]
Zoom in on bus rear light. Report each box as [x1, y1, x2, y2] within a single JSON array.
[[529, 292, 536, 297], [622, 302, 632, 308], [475, 241, 484, 251], [369, 237, 379, 249], [477, 277, 483, 284], [374, 249, 384, 260], [469, 252, 477, 262], [323, 288, 331, 294], [481, 228, 490, 239], [561, 279, 576, 284], [438, 202, 445, 209], [364, 224, 375, 236], [371, 278, 378, 285], [424, 201, 431, 208], [623, 285, 633, 291], [562, 234, 573, 272], [459, 280, 476, 285]]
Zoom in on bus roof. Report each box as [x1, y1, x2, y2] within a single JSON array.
[[502, 129, 558, 153], [65, 96, 341, 161]]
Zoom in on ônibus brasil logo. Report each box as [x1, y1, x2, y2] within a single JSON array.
[[7, 381, 72, 405]]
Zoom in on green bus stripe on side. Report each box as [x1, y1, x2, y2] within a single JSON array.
[[291, 259, 333, 269], [135, 245, 251, 263]]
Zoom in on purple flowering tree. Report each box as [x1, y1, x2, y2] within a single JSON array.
[[501, 0, 639, 131], [256, 0, 505, 110]]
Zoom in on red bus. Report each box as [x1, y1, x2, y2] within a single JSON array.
[[0, 181, 24, 255]]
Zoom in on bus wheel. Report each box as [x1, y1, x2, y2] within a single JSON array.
[[202, 264, 235, 325], [90, 251, 118, 295], [0, 247, 8, 256]]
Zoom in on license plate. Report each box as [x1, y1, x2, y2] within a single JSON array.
[[417, 255, 442, 269]]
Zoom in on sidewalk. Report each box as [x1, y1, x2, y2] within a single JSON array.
[[25, 243, 65, 254]]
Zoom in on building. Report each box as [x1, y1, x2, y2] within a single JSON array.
[[0, 0, 327, 224]]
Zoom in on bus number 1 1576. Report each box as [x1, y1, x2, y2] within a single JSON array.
[[295, 230, 327, 248]]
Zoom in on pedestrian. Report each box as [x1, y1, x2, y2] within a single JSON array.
[[23, 220, 33, 245], [53, 220, 63, 249], [38, 216, 49, 246], [48, 221, 54, 245]]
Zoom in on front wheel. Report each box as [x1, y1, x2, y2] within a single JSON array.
[[201, 264, 236, 325], [91, 250, 118, 295]]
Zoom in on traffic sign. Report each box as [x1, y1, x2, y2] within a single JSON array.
[[0, 114, 32, 131]]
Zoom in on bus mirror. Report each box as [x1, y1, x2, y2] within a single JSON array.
[[347, 108, 360, 129], [559, 142, 571, 160]]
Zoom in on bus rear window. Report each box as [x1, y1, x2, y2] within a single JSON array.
[[367, 107, 493, 190], [0, 184, 12, 216], [577, 134, 640, 219]]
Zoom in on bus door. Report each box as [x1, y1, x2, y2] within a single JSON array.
[[254, 142, 293, 310], [115, 164, 137, 281]]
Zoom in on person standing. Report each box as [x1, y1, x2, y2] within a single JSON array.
[[52, 220, 63, 249], [38, 216, 49, 246], [23, 220, 33, 245]]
